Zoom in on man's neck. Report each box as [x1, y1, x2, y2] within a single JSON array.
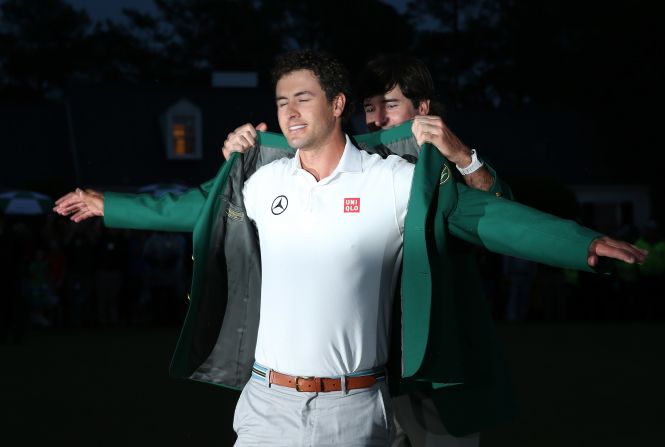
[[298, 131, 346, 182]]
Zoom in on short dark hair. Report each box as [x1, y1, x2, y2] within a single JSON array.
[[357, 54, 438, 111], [271, 49, 352, 119]]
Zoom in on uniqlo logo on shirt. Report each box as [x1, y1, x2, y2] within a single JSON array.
[[344, 198, 360, 213]]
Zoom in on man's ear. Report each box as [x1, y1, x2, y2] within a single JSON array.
[[333, 93, 346, 118], [417, 99, 430, 115]]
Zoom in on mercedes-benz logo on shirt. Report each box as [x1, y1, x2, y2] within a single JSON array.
[[271, 195, 288, 215]]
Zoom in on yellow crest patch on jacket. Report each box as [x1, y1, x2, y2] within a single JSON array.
[[439, 165, 451, 185]]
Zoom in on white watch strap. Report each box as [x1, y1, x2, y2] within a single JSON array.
[[456, 149, 484, 175]]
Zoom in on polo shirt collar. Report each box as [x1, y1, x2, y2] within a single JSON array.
[[290, 135, 362, 176]]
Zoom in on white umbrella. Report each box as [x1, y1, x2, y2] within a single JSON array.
[[0, 190, 53, 215], [137, 183, 189, 197]]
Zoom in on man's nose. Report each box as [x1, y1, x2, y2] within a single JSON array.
[[285, 103, 300, 118], [374, 109, 388, 128]]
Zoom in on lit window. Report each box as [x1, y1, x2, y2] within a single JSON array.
[[165, 99, 202, 159], [172, 115, 195, 155]]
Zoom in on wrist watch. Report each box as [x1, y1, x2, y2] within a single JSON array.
[[456, 149, 484, 175]]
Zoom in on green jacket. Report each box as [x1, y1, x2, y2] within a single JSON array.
[[104, 122, 600, 435]]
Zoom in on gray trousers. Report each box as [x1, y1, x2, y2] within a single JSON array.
[[391, 393, 480, 447], [233, 377, 395, 446]]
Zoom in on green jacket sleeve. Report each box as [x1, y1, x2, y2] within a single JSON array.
[[103, 179, 214, 232], [447, 183, 599, 272], [483, 162, 513, 199]]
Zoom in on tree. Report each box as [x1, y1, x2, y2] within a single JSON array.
[[133, 0, 284, 82], [261, 0, 413, 79], [0, 0, 168, 98], [0, 0, 92, 98]]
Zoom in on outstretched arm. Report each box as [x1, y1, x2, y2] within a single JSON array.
[[53, 182, 212, 233], [447, 183, 647, 270], [54, 122, 267, 228]]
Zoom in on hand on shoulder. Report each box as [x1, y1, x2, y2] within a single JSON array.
[[222, 122, 268, 160], [411, 115, 471, 167]]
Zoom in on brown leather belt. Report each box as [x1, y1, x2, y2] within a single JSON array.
[[267, 369, 381, 392]]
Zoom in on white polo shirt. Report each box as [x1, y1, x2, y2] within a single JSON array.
[[243, 136, 414, 377]]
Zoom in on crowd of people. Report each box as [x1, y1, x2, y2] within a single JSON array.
[[1, 210, 662, 345], [0, 214, 191, 344], [481, 219, 665, 322]]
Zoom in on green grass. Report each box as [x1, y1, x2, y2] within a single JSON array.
[[0, 328, 237, 446], [1, 323, 664, 446], [483, 322, 665, 446]]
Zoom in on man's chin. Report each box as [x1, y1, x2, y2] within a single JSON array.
[[286, 136, 307, 149]]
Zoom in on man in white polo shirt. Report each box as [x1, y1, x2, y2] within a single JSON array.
[[232, 50, 412, 445]]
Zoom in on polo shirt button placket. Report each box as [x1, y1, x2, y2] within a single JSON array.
[[307, 188, 314, 214]]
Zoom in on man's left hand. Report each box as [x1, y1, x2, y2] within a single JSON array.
[[411, 115, 471, 166], [587, 235, 648, 267]]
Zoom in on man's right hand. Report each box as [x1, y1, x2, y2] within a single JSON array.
[[53, 188, 104, 222], [222, 122, 268, 160]]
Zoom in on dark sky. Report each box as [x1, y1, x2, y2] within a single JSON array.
[[65, 0, 410, 22], [65, 0, 159, 21]]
